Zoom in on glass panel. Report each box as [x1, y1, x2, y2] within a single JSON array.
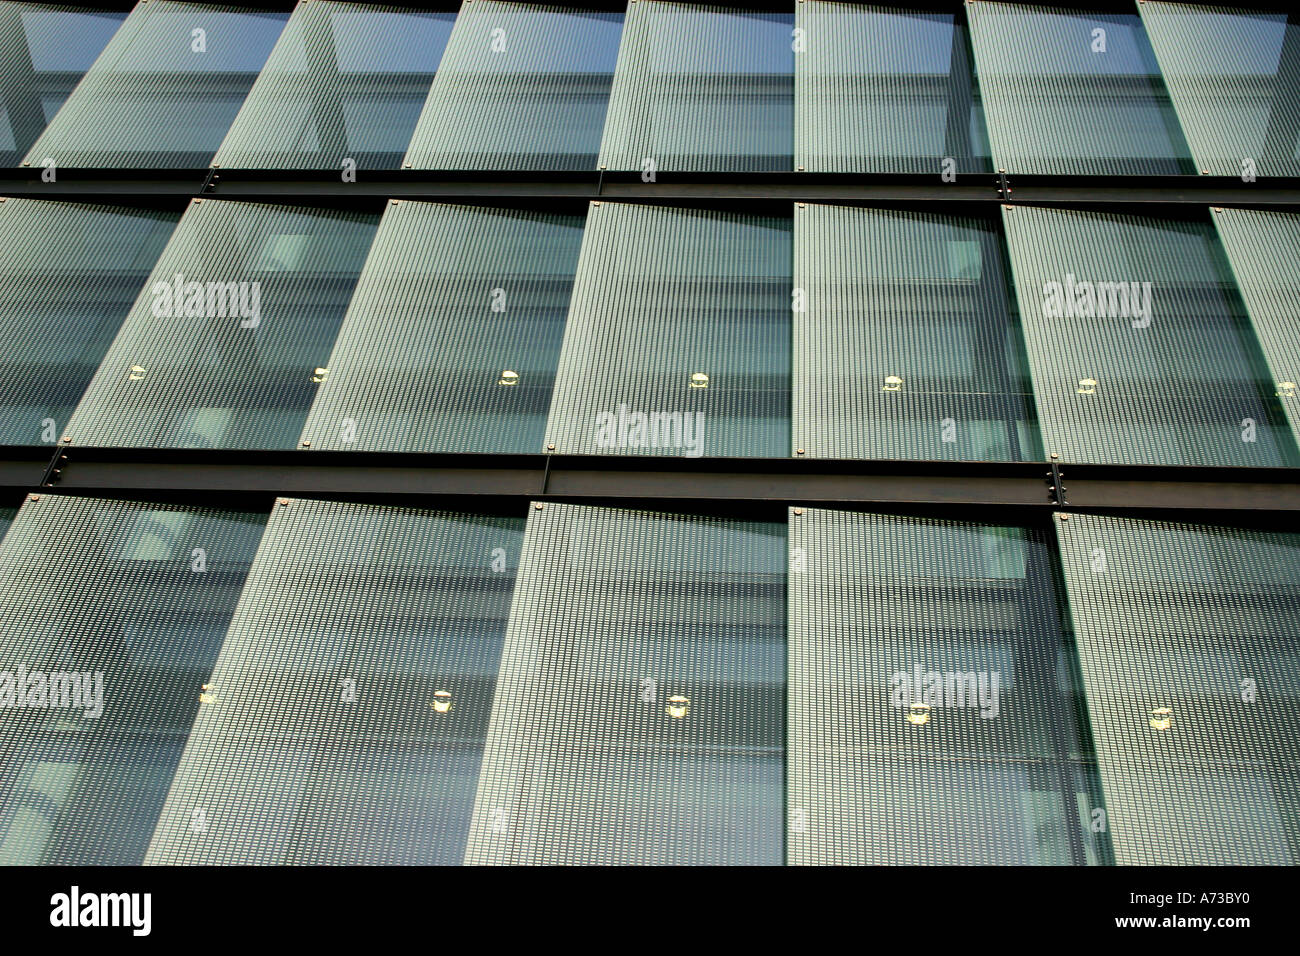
[[300, 202, 583, 454], [64, 199, 378, 450], [1212, 207, 1300, 448], [0, 495, 264, 864], [793, 203, 1038, 461], [789, 508, 1106, 865], [1054, 513, 1300, 864], [966, 3, 1194, 175], [0, 199, 176, 446], [21, 1, 287, 168], [1001, 205, 1297, 466], [404, 2, 622, 170], [144, 499, 522, 865], [1142, 3, 1300, 178], [596, 1, 794, 171], [0, 4, 124, 165], [546, 203, 791, 458], [213, 2, 453, 170], [466, 502, 785, 865], [794, 1, 990, 173]]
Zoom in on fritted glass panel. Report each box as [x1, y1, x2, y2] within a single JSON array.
[[466, 502, 785, 865], [1212, 207, 1300, 449], [0, 199, 176, 447], [1055, 513, 1300, 864], [1141, 3, 1300, 178], [213, 2, 453, 170], [21, 1, 287, 168], [404, 2, 622, 170], [300, 202, 583, 454], [0, 3, 125, 165], [1001, 205, 1296, 466], [794, 1, 990, 173], [0, 495, 265, 864], [597, 1, 794, 171], [789, 508, 1106, 865], [145, 499, 522, 865], [64, 199, 378, 450], [966, 3, 1194, 175], [546, 203, 791, 458], [793, 204, 1038, 461]]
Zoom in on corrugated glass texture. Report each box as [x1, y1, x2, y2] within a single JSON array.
[[789, 508, 1107, 865], [1055, 513, 1300, 864], [145, 499, 522, 865], [404, 2, 622, 170], [0, 198, 176, 446], [793, 204, 1039, 461], [794, 1, 990, 173], [966, 3, 1194, 175], [1141, 3, 1300, 178], [1212, 207, 1300, 449], [0, 4, 125, 165], [1001, 205, 1296, 466], [466, 502, 785, 865], [546, 203, 791, 458], [213, 2, 453, 170], [300, 202, 583, 454], [21, 1, 287, 168], [64, 199, 378, 450], [596, 1, 794, 171], [0, 495, 264, 864]]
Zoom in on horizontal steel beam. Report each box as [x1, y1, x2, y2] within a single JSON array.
[[16, 446, 1299, 525]]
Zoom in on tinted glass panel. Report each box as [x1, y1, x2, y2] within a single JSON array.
[[0, 495, 264, 864], [967, 3, 1193, 175], [145, 499, 522, 864], [21, 1, 287, 168], [64, 199, 378, 450], [0, 199, 176, 446], [597, 2, 794, 171], [213, 2, 453, 169], [404, 2, 622, 170], [1001, 205, 1296, 466], [300, 201, 583, 454], [546, 203, 791, 458], [1055, 514, 1300, 864]]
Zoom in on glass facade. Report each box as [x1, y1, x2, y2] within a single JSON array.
[[0, 0, 1294, 873]]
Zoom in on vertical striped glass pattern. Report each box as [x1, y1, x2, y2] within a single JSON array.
[[145, 499, 522, 865], [0, 495, 264, 864], [966, 3, 1193, 175], [212, 2, 453, 170], [21, 1, 287, 168], [0, 199, 175, 447], [1141, 3, 1300, 178], [793, 204, 1038, 461], [465, 502, 785, 865], [794, 1, 989, 173], [64, 199, 378, 450], [1055, 513, 1300, 864], [299, 202, 583, 454], [403, 2, 622, 170], [1213, 207, 1300, 448], [596, 1, 794, 171], [1001, 205, 1296, 466], [789, 508, 1106, 865], [0, 4, 125, 166], [546, 203, 791, 458]]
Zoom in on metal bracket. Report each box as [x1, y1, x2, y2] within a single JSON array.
[[1046, 460, 1068, 507], [998, 168, 1012, 202]]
